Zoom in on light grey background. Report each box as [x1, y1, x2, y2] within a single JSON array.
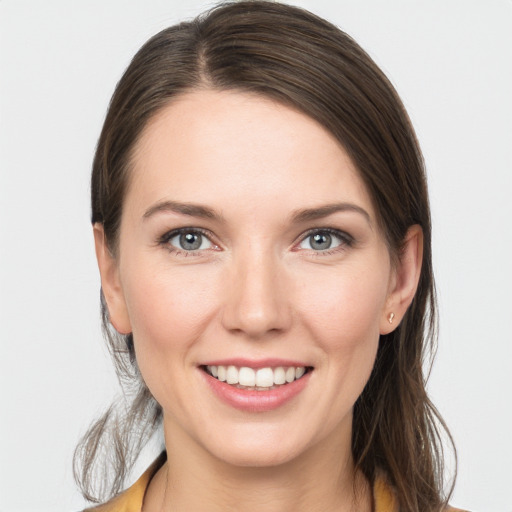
[[1, 1, 511, 511]]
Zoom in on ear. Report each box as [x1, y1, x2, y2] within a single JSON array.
[[380, 225, 423, 334], [93, 223, 132, 335]]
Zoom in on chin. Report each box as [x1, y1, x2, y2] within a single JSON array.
[[199, 424, 315, 469], [211, 443, 301, 469]]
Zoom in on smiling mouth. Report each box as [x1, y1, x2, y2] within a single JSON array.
[[203, 365, 312, 391]]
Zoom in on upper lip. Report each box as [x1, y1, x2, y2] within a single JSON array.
[[199, 358, 311, 369]]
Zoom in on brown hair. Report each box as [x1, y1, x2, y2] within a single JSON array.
[[76, 1, 455, 510]]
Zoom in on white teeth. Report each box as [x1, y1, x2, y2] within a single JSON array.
[[226, 365, 238, 384], [273, 367, 286, 385], [255, 367, 274, 387], [217, 365, 226, 382], [239, 367, 256, 386], [295, 367, 305, 379], [205, 364, 308, 388]]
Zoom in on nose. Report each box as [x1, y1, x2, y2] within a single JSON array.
[[221, 248, 292, 339]]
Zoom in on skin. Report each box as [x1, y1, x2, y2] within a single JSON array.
[[94, 90, 423, 511]]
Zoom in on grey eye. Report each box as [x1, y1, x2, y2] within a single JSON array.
[[299, 231, 343, 251], [168, 231, 213, 251], [180, 232, 202, 250], [310, 233, 332, 250]]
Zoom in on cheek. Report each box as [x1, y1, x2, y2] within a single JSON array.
[[121, 263, 223, 415], [295, 265, 386, 424], [297, 264, 388, 350], [121, 262, 218, 370]]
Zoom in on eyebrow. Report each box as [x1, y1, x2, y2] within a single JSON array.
[[291, 203, 372, 226], [143, 199, 371, 226], [143, 200, 224, 222]]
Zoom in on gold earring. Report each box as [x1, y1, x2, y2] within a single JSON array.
[[388, 312, 395, 324]]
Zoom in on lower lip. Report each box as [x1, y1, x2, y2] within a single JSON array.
[[201, 369, 311, 413]]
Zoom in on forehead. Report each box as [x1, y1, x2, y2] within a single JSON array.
[[127, 89, 375, 221]]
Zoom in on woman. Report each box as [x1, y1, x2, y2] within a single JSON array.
[[75, 1, 463, 511]]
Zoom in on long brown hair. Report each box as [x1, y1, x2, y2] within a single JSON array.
[[75, 2, 455, 509]]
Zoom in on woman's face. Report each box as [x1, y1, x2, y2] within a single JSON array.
[[100, 90, 400, 468]]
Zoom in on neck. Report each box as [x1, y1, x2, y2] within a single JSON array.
[[145, 418, 372, 512]]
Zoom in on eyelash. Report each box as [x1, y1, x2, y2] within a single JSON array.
[[296, 228, 354, 256], [157, 227, 354, 257], [158, 227, 217, 257]]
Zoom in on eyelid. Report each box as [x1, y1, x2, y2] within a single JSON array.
[[293, 227, 354, 253], [157, 226, 353, 256], [158, 227, 220, 253]]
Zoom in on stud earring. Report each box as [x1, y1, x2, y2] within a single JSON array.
[[388, 312, 395, 324]]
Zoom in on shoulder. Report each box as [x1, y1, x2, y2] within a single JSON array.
[[373, 472, 469, 512], [373, 472, 398, 511], [84, 491, 133, 512], [82, 452, 167, 512]]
